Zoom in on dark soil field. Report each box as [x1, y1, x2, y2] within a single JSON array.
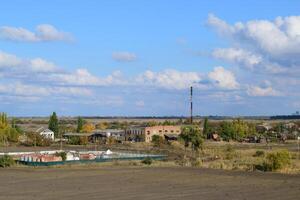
[[0, 166, 299, 200]]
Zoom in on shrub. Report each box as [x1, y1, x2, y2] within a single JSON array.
[[253, 150, 265, 157], [0, 155, 15, 167], [23, 133, 51, 146], [191, 157, 202, 167], [55, 152, 67, 161], [68, 136, 88, 145], [141, 157, 152, 165], [255, 150, 291, 171], [152, 135, 165, 147], [225, 145, 235, 160]]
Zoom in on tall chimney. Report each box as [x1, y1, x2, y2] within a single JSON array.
[[190, 86, 193, 124]]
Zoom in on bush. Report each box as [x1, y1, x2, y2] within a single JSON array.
[[23, 133, 51, 146], [55, 152, 67, 161], [152, 135, 165, 147], [255, 150, 291, 171], [141, 157, 152, 165], [253, 150, 265, 157], [225, 145, 235, 160], [191, 157, 202, 167], [68, 136, 88, 145], [0, 155, 15, 167]]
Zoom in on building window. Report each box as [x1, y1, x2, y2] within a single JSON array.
[[159, 130, 162, 133], [171, 130, 174, 133], [147, 131, 150, 135]]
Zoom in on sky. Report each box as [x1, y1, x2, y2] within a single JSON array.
[[1, 0, 300, 116]]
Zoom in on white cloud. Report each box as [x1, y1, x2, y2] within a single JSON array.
[[208, 66, 239, 89], [51, 69, 127, 86], [112, 52, 137, 62], [247, 85, 281, 97], [0, 51, 59, 74], [29, 58, 58, 73], [2, 82, 50, 97], [207, 14, 300, 74], [212, 48, 262, 70], [0, 51, 22, 67], [0, 82, 93, 102], [136, 69, 202, 90], [0, 24, 73, 42]]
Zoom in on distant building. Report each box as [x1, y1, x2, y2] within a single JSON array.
[[37, 128, 55, 140], [63, 130, 125, 143], [256, 123, 272, 133], [125, 125, 181, 143], [92, 129, 125, 142], [125, 127, 145, 142], [63, 132, 94, 142]]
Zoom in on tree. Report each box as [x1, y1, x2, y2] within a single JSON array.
[[76, 117, 84, 133], [0, 113, 8, 129], [96, 122, 108, 130], [180, 126, 204, 155], [219, 119, 257, 141], [0, 113, 21, 145], [152, 135, 164, 147], [48, 112, 59, 137], [180, 127, 191, 151], [82, 123, 95, 133], [24, 132, 51, 147], [203, 118, 209, 139], [219, 121, 235, 141], [191, 131, 204, 153]]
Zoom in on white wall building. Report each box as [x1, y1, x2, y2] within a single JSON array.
[[38, 128, 55, 140]]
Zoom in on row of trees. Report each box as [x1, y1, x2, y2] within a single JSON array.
[[202, 118, 258, 141], [47, 113, 98, 138]]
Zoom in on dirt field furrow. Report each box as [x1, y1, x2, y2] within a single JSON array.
[[1, 166, 300, 200]]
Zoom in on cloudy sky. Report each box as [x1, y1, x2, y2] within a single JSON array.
[[1, 0, 300, 116]]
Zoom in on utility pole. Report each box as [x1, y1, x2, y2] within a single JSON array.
[[190, 86, 193, 124]]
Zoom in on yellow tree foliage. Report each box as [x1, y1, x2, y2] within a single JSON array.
[[82, 123, 95, 133], [0, 113, 8, 129], [96, 122, 108, 130]]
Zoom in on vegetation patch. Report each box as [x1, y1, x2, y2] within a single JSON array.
[[0, 155, 15, 168], [255, 150, 291, 171], [253, 150, 265, 157], [141, 157, 153, 165], [55, 152, 67, 161]]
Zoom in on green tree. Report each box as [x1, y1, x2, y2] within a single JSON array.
[[151, 135, 165, 147], [219, 119, 256, 141], [219, 121, 234, 141], [48, 112, 59, 137], [0, 113, 21, 145], [0, 113, 8, 129], [203, 118, 209, 139], [180, 126, 204, 155], [76, 117, 84, 133], [180, 127, 191, 151]]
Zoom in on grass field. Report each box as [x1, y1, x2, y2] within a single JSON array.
[[0, 165, 300, 200]]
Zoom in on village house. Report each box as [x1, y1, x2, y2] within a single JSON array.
[[125, 125, 181, 143], [37, 128, 55, 140]]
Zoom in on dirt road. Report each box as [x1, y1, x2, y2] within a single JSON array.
[[0, 166, 299, 200]]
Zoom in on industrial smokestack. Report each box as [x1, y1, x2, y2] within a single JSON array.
[[190, 86, 193, 124]]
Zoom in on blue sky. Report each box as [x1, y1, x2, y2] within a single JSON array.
[[0, 0, 300, 116]]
